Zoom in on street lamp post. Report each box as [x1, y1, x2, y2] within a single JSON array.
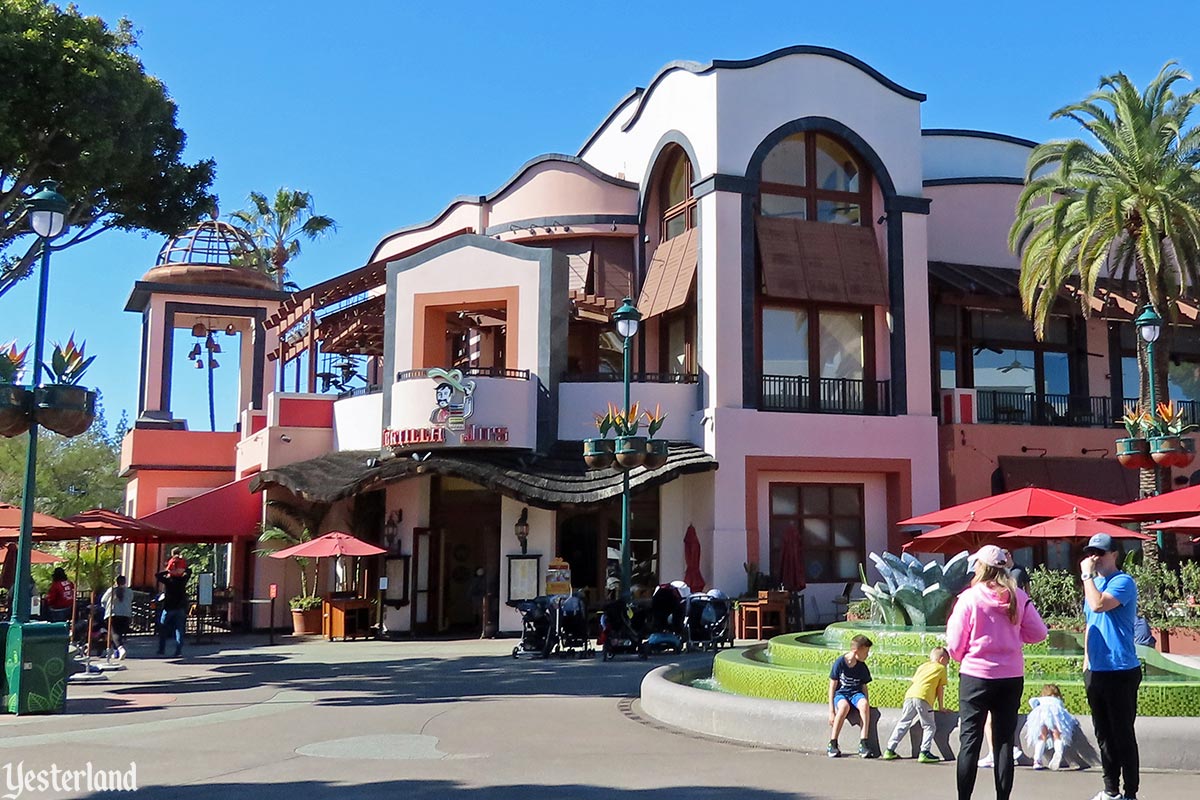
[[612, 297, 642, 601], [1135, 306, 1165, 549]]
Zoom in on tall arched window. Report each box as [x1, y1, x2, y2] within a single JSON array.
[[755, 131, 887, 415], [760, 133, 870, 225], [659, 146, 696, 241]]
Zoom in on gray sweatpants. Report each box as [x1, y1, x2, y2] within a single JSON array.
[[887, 697, 936, 754]]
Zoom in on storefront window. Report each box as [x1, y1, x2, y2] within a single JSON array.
[[769, 483, 864, 583]]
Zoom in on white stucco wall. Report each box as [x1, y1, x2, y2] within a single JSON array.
[[333, 392, 385, 451], [921, 133, 1034, 181]]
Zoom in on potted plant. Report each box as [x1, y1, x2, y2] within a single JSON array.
[[642, 404, 669, 469], [583, 407, 616, 469], [35, 335, 97, 437], [288, 594, 324, 634], [1150, 402, 1196, 468], [258, 517, 324, 635], [1116, 406, 1154, 469], [613, 401, 646, 468], [0, 341, 32, 438]]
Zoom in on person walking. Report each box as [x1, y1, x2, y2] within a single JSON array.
[[946, 545, 1048, 800], [101, 575, 133, 659], [155, 560, 191, 658], [1080, 533, 1141, 800]]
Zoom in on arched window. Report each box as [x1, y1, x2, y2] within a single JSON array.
[[659, 146, 696, 241], [760, 133, 869, 225]]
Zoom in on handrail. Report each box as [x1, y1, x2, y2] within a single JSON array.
[[760, 375, 892, 416], [974, 390, 1117, 428], [561, 371, 700, 384], [395, 367, 531, 381]]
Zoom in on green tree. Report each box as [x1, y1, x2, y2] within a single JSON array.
[[0, 396, 125, 518], [1010, 63, 1200, 513], [230, 189, 336, 289], [0, 0, 216, 296]]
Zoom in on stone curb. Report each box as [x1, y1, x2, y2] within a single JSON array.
[[641, 665, 1200, 772]]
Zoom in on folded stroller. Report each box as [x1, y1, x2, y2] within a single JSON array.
[[683, 588, 733, 652], [550, 593, 593, 658], [509, 597, 554, 659]]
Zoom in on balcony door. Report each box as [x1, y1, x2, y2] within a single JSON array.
[[760, 303, 878, 413]]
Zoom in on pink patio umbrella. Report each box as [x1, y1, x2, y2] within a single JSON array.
[[682, 525, 705, 593], [901, 516, 1017, 554], [269, 531, 387, 560], [900, 488, 1121, 528], [778, 523, 806, 591]]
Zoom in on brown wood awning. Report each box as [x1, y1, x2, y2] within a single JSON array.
[[997, 455, 1137, 505], [756, 216, 888, 305], [638, 227, 698, 318]]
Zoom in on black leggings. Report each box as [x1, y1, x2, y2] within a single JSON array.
[[1086, 667, 1141, 799], [956, 674, 1023, 800]]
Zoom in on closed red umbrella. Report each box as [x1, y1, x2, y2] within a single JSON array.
[[683, 525, 705, 592], [998, 510, 1151, 542], [778, 523, 806, 591], [902, 517, 1017, 554], [269, 531, 386, 559], [900, 488, 1121, 527]]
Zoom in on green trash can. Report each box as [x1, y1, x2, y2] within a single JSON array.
[[3, 620, 69, 714]]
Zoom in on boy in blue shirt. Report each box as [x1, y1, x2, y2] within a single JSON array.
[[1080, 533, 1141, 800], [827, 634, 876, 758]]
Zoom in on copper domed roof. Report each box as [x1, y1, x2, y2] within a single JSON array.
[[142, 219, 280, 291]]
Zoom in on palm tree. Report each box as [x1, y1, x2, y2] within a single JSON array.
[[1010, 62, 1200, 514], [230, 188, 337, 288]]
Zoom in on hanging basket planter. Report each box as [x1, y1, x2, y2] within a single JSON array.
[[583, 438, 616, 470], [644, 439, 669, 469], [1177, 437, 1197, 468], [1150, 435, 1187, 468], [1116, 437, 1155, 470], [35, 384, 97, 438], [0, 384, 33, 438], [614, 435, 647, 469]]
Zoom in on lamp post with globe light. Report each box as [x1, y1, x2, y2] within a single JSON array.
[[612, 298, 642, 600], [1135, 306, 1166, 548]]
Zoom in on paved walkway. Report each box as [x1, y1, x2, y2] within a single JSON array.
[[2, 635, 1196, 799]]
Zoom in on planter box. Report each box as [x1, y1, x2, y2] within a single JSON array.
[[290, 607, 322, 636]]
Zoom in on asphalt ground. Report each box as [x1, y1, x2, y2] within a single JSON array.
[[1, 634, 1195, 799]]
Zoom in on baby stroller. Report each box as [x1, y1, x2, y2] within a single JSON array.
[[599, 598, 646, 661], [549, 593, 593, 658], [71, 601, 108, 657], [509, 597, 554, 659], [683, 588, 733, 652], [642, 582, 687, 655]]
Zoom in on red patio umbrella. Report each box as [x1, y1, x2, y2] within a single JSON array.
[[900, 488, 1122, 527], [269, 531, 386, 560], [682, 525, 705, 592], [902, 517, 1017, 554], [1102, 483, 1200, 521], [998, 510, 1152, 542], [65, 508, 176, 542], [778, 523, 806, 591], [0, 502, 81, 536], [0, 544, 60, 563], [1146, 514, 1200, 533]]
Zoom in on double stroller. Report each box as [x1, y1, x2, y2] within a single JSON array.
[[598, 598, 648, 661], [509, 593, 592, 659], [682, 588, 733, 652]]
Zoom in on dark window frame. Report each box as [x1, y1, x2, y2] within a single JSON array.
[[768, 482, 865, 583], [758, 132, 873, 226], [659, 146, 697, 242], [757, 297, 878, 402]]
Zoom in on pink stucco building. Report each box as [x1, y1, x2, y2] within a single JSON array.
[[122, 46, 1198, 634]]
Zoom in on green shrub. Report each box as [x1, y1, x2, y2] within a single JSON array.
[[1125, 560, 1182, 627], [1028, 567, 1083, 622]]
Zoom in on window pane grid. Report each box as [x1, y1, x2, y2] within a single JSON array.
[[769, 483, 865, 583]]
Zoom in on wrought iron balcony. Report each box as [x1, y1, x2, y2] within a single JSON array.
[[760, 375, 892, 416], [561, 371, 699, 384], [975, 390, 1119, 427]]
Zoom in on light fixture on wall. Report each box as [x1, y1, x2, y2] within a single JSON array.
[[514, 507, 529, 555]]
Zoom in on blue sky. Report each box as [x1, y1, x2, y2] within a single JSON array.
[[5, 0, 1198, 433]]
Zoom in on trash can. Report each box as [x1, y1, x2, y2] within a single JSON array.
[[3, 620, 69, 714]]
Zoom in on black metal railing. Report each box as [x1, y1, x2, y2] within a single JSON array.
[[975, 391, 1120, 427], [337, 384, 382, 399], [395, 367, 530, 381], [760, 375, 892, 416], [561, 371, 700, 384]]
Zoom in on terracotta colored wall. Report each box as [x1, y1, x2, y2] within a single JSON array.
[[121, 429, 240, 474]]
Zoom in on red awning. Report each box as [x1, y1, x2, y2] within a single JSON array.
[[139, 476, 261, 542]]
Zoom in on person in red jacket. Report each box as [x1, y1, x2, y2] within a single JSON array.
[[45, 567, 75, 623]]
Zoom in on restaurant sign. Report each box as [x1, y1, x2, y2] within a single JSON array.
[[382, 367, 510, 449]]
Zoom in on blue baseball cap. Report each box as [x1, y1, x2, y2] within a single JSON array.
[[1084, 533, 1117, 555]]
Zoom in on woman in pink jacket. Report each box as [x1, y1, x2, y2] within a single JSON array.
[[946, 545, 1048, 800]]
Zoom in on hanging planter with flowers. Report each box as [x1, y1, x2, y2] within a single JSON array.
[[0, 341, 33, 438], [584, 407, 617, 469], [642, 404, 669, 469], [1149, 402, 1197, 469], [35, 335, 97, 438], [1116, 406, 1154, 469], [612, 401, 647, 469]]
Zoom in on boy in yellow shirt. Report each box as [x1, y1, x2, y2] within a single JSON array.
[[882, 646, 949, 763]]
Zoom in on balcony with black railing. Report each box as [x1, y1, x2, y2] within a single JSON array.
[[974, 390, 1121, 427], [760, 375, 892, 416]]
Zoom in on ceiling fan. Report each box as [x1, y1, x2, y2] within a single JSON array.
[[999, 358, 1031, 373], [973, 342, 1002, 355]]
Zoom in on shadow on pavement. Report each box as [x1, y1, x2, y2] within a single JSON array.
[[84, 780, 810, 800]]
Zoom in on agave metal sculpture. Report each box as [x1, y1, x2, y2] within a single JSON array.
[[859, 550, 972, 627]]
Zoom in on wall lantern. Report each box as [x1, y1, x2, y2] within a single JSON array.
[[514, 507, 530, 555]]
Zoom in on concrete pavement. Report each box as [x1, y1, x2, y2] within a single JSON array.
[[1, 634, 1195, 799]]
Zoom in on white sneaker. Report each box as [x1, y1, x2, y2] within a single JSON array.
[[978, 753, 994, 768], [1049, 748, 1063, 771], [117, 646, 126, 660], [1088, 792, 1123, 800]]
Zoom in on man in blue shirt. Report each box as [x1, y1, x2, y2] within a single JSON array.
[[1080, 533, 1141, 800]]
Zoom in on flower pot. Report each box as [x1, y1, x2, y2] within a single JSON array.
[[614, 435, 647, 468], [643, 439, 669, 469], [583, 438, 615, 470], [1150, 435, 1185, 468], [290, 607, 323, 636], [35, 384, 97, 437], [0, 384, 33, 438], [1177, 437, 1196, 468], [1116, 437, 1154, 469]]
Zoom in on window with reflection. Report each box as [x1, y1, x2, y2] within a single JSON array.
[[1115, 323, 1200, 407], [759, 132, 870, 226], [769, 483, 864, 583], [761, 304, 870, 410], [659, 146, 696, 241]]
